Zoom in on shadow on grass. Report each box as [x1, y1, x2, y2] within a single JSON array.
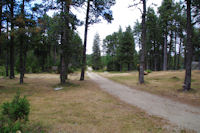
[[53, 81, 80, 91], [177, 88, 197, 93]]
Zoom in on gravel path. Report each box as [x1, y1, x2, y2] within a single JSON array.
[[87, 72, 200, 132]]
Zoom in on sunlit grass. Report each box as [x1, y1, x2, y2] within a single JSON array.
[[99, 70, 200, 106], [0, 73, 182, 132]]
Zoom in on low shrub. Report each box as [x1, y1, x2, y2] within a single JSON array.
[[145, 69, 152, 73], [0, 92, 30, 133]]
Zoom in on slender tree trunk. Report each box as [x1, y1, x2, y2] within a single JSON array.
[[184, 47, 186, 69], [120, 62, 122, 71], [19, 0, 25, 84], [80, 0, 90, 81], [23, 49, 26, 78], [153, 40, 157, 71], [10, 0, 15, 79], [168, 32, 173, 70], [163, 28, 168, 71], [5, 16, 9, 77], [128, 63, 130, 71], [139, 0, 146, 84], [183, 0, 193, 91], [174, 31, 177, 70], [20, 38, 24, 84], [54, 45, 57, 65], [177, 38, 182, 69]]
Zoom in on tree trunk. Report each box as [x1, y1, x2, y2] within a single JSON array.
[[54, 45, 57, 65], [60, 1, 70, 84], [20, 0, 25, 84], [177, 38, 182, 69], [9, 0, 15, 79], [80, 0, 90, 81], [168, 32, 173, 70], [23, 49, 27, 78], [20, 38, 24, 84], [5, 16, 9, 77], [60, 54, 66, 84], [153, 40, 157, 71], [128, 63, 130, 71], [174, 31, 177, 70], [139, 0, 146, 84], [163, 28, 168, 71], [183, 0, 193, 91]]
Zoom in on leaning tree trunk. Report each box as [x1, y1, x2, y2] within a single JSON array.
[[80, 0, 90, 81], [183, 0, 193, 91], [139, 0, 146, 84], [10, 0, 15, 79]]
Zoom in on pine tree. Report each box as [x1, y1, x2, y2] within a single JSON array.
[[183, 0, 193, 91], [91, 33, 102, 70]]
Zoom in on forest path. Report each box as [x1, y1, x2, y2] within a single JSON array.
[[87, 72, 200, 132]]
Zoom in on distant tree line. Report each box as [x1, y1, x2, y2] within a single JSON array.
[[0, 0, 115, 84], [90, 0, 199, 90]]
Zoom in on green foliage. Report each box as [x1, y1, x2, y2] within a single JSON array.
[[103, 27, 138, 71], [0, 66, 6, 76], [0, 92, 30, 133], [91, 33, 102, 70], [145, 69, 152, 73]]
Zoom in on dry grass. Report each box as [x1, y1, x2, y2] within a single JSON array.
[[0, 73, 184, 132], [99, 70, 200, 107]]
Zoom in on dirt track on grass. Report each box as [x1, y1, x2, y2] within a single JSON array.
[[87, 72, 200, 132]]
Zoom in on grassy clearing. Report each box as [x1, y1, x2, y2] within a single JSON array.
[[0, 73, 187, 132], [98, 70, 200, 107]]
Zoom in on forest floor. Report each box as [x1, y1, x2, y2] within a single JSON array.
[[0, 73, 183, 133], [88, 72, 200, 132], [97, 70, 200, 107]]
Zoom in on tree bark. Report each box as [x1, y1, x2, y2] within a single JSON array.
[[153, 40, 157, 71], [168, 31, 173, 70], [20, 0, 25, 84], [80, 0, 90, 81], [9, 0, 15, 79], [177, 38, 182, 69], [128, 63, 130, 71], [5, 15, 9, 77], [163, 28, 168, 71], [60, 1, 70, 84], [139, 0, 146, 84], [174, 31, 177, 70], [183, 0, 193, 91]]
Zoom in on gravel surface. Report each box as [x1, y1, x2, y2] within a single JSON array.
[[87, 72, 200, 132]]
